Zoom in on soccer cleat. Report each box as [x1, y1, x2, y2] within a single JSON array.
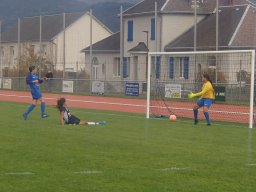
[[41, 114, 49, 118], [96, 121, 106, 125], [207, 124, 211, 126], [23, 113, 28, 120], [194, 119, 198, 125]]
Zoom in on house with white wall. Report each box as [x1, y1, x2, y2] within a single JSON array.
[[0, 12, 112, 76], [82, 0, 255, 85], [82, 0, 226, 82]]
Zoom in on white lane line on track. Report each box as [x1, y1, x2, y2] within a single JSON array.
[[0, 93, 145, 107], [0, 93, 250, 115]]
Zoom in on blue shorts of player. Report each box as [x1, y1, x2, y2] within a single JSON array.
[[197, 98, 214, 109], [31, 89, 42, 100]]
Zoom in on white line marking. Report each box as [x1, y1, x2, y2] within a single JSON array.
[[74, 170, 103, 174], [2, 100, 249, 129], [0, 93, 145, 107], [159, 167, 190, 171], [1, 172, 35, 176], [0, 93, 250, 115], [246, 164, 256, 166]]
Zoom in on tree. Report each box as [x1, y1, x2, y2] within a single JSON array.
[[3, 43, 53, 77]]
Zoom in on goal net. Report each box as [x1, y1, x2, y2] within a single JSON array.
[[146, 50, 255, 128]]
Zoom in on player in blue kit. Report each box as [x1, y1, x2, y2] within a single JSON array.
[[23, 66, 48, 120]]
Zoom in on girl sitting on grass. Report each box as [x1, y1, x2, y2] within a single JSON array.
[[57, 98, 105, 126]]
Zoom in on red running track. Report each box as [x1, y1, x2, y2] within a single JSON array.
[[0, 90, 252, 124]]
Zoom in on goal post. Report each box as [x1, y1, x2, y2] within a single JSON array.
[[146, 50, 256, 128]]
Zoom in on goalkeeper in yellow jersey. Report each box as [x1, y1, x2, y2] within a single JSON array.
[[188, 74, 215, 126]]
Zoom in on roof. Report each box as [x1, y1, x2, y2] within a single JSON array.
[[123, 0, 251, 16], [165, 5, 250, 51], [81, 32, 120, 53], [1, 12, 112, 43], [129, 42, 148, 53], [231, 6, 256, 47], [123, 0, 167, 15]]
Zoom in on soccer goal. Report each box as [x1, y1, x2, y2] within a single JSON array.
[[146, 50, 256, 128]]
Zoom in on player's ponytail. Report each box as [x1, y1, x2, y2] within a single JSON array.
[[57, 98, 66, 112], [203, 73, 213, 85]]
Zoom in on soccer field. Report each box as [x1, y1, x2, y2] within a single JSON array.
[[0, 101, 256, 192]]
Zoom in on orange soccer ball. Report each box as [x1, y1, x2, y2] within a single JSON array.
[[169, 115, 177, 122]]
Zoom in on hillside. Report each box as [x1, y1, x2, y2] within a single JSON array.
[[0, 0, 255, 32], [0, 0, 134, 32]]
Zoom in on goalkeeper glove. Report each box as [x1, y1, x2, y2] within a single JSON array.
[[188, 92, 196, 99]]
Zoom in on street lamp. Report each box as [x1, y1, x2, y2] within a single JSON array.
[[191, 0, 199, 51], [142, 30, 149, 50]]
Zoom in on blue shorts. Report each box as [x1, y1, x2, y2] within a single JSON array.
[[31, 90, 42, 100], [197, 98, 214, 109]]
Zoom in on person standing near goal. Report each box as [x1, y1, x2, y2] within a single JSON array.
[[188, 73, 215, 126]]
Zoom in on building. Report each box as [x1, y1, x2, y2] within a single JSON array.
[[0, 12, 112, 76], [82, 0, 256, 85]]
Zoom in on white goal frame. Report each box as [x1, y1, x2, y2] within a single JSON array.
[[146, 50, 256, 128]]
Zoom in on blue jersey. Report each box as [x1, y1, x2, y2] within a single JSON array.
[[26, 73, 42, 100]]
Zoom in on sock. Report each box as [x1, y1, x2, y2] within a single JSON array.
[[204, 112, 211, 125], [41, 102, 46, 115], [87, 122, 96, 125], [25, 104, 36, 115], [193, 109, 198, 121]]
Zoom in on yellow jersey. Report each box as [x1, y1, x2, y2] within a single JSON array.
[[195, 81, 215, 99]]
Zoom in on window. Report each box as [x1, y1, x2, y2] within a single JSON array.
[[151, 56, 156, 77], [151, 18, 155, 40], [92, 57, 99, 79], [178, 58, 184, 78], [92, 66, 98, 80], [10, 46, 14, 56], [169, 57, 174, 79], [156, 56, 161, 79], [175, 57, 189, 79], [31, 45, 35, 54], [151, 56, 161, 79], [208, 56, 216, 68], [102, 63, 105, 75], [123, 57, 130, 78], [183, 57, 189, 79], [127, 20, 133, 42], [197, 64, 202, 81], [0, 46, 4, 56], [198, 64, 202, 74], [113, 57, 121, 77], [42, 44, 47, 55], [92, 57, 99, 65]]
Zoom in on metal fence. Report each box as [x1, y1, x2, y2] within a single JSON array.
[[0, 77, 148, 97], [0, 76, 254, 105]]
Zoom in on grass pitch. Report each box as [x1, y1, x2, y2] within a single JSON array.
[[0, 101, 256, 192]]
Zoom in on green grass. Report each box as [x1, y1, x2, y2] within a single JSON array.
[[0, 101, 256, 192]]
